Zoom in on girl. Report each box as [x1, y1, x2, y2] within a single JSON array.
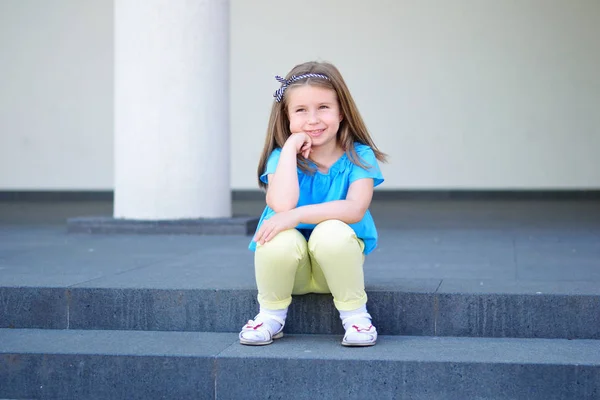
[[240, 61, 387, 347]]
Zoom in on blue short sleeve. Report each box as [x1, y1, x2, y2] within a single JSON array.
[[259, 148, 282, 184], [349, 145, 384, 187]]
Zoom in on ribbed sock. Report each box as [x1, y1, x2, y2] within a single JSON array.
[[240, 307, 287, 342], [259, 306, 287, 333], [339, 304, 371, 329]]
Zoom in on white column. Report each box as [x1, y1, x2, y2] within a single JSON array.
[[114, 0, 231, 220]]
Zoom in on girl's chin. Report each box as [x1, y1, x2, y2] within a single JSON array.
[[309, 138, 337, 150]]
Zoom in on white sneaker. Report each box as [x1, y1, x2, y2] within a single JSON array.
[[341, 312, 377, 347], [239, 313, 285, 346]]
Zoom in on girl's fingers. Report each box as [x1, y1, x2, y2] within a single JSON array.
[[260, 228, 269, 244], [265, 227, 278, 243], [261, 223, 280, 244], [256, 219, 285, 244], [255, 224, 268, 243], [260, 224, 274, 244], [301, 144, 311, 158]]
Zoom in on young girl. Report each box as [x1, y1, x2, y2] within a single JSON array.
[[240, 61, 387, 347]]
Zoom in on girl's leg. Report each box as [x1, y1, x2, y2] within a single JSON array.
[[255, 229, 310, 309], [307, 220, 367, 311], [240, 229, 309, 345], [308, 219, 377, 346]]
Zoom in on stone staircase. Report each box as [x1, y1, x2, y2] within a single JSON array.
[[2, 281, 599, 399], [1, 199, 600, 399]]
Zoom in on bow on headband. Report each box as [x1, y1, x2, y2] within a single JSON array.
[[273, 73, 330, 102]]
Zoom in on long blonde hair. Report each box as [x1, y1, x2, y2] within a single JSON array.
[[256, 61, 387, 189]]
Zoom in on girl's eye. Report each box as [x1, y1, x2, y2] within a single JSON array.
[[295, 108, 306, 113], [319, 105, 329, 109]]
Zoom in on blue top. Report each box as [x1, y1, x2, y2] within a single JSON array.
[[248, 142, 384, 255]]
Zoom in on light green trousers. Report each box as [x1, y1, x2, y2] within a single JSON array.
[[254, 219, 368, 311]]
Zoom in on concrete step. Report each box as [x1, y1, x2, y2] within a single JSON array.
[[1, 328, 598, 400], [1, 285, 599, 339]]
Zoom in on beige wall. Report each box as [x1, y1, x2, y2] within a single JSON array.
[[1, 0, 599, 191]]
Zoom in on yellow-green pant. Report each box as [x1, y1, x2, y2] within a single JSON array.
[[254, 219, 367, 311]]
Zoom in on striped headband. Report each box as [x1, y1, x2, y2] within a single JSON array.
[[273, 73, 330, 103]]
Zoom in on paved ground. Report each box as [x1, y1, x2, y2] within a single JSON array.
[[0, 199, 599, 294]]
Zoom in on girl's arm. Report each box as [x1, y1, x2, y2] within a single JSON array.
[[291, 178, 374, 224], [253, 177, 374, 245], [265, 134, 310, 212]]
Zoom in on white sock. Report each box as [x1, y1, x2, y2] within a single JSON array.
[[339, 305, 371, 330], [259, 306, 287, 332], [240, 307, 287, 342]]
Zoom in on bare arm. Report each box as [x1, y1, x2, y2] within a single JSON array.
[[291, 178, 374, 225], [265, 133, 311, 212], [265, 144, 299, 212], [253, 178, 374, 245]]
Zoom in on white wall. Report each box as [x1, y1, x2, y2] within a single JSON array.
[[231, 0, 600, 190], [0, 0, 113, 190], [1, 0, 599, 191]]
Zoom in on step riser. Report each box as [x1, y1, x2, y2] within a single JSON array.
[[1, 353, 213, 400], [218, 359, 600, 400], [1, 287, 599, 339], [2, 353, 598, 400]]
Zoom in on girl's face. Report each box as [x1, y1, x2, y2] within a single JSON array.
[[286, 85, 343, 150]]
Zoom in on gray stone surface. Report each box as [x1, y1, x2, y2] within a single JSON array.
[[0, 329, 237, 400], [1, 225, 598, 289], [2, 354, 216, 400], [218, 335, 600, 399], [0, 288, 67, 329], [435, 292, 600, 339], [368, 290, 437, 336], [67, 288, 221, 331], [64, 287, 437, 335], [0, 232, 240, 287], [217, 358, 600, 400], [67, 215, 259, 235], [221, 334, 600, 400], [0, 328, 237, 356], [1, 200, 599, 338], [436, 280, 600, 338], [438, 278, 600, 295], [67, 288, 260, 333], [1, 329, 599, 400], [68, 243, 257, 290], [3, 284, 597, 339]]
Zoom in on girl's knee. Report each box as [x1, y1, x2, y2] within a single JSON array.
[[256, 229, 307, 261], [313, 219, 352, 234], [308, 220, 362, 254]]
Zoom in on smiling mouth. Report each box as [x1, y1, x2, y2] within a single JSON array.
[[306, 129, 325, 136]]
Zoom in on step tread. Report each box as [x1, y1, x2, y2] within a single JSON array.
[[1, 328, 599, 366], [0, 329, 238, 357], [2, 224, 600, 294]]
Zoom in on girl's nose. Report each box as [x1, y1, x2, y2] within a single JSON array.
[[307, 110, 319, 124]]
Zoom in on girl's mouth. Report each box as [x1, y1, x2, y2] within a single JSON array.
[[306, 129, 325, 137]]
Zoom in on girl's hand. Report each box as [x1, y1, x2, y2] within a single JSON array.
[[253, 210, 299, 245], [288, 132, 312, 158]]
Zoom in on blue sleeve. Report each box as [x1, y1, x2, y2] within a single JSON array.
[[349, 145, 384, 188], [259, 148, 282, 184]]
